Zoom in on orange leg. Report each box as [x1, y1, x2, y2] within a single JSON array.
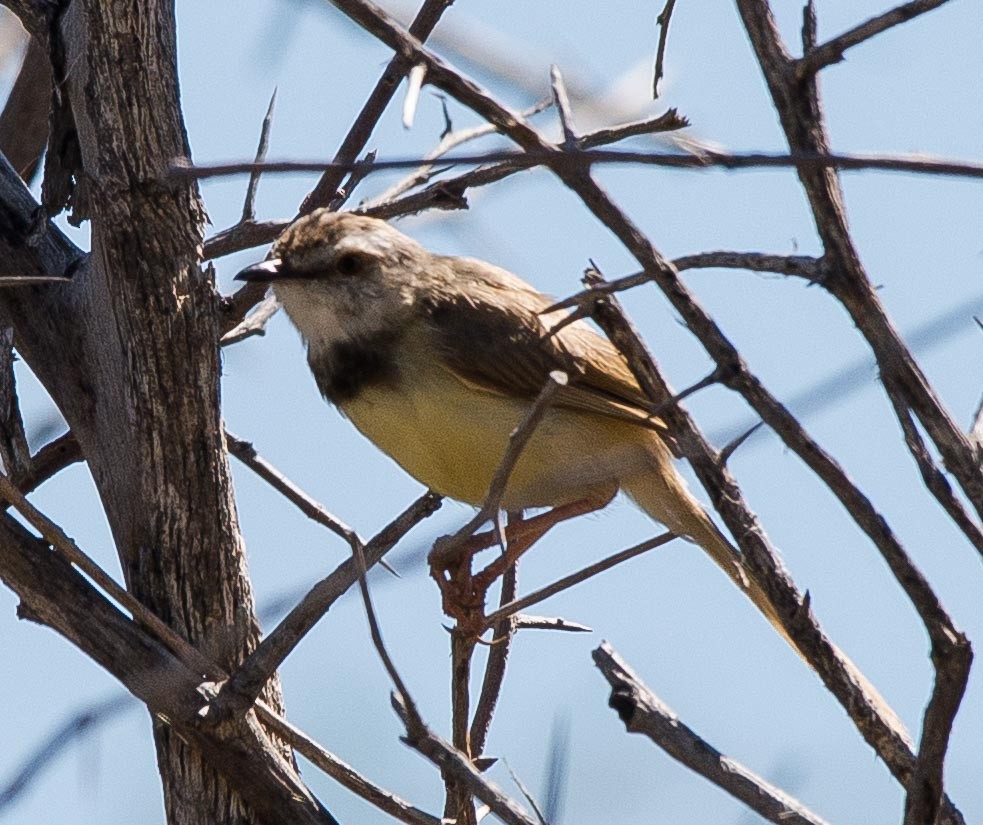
[[430, 488, 616, 630]]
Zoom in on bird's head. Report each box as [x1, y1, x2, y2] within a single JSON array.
[[235, 210, 428, 347]]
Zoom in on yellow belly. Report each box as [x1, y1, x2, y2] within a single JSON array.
[[339, 366, 645, 510]]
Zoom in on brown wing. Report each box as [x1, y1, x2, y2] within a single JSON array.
[[421, 256, 666, 432]]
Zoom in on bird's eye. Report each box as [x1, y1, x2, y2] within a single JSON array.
[[335, 253, 362, 275]]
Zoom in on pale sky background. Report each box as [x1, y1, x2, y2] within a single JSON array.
[[2, 1, 982, 824]]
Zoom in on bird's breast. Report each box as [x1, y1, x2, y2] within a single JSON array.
[[335, 341, 648, 509]]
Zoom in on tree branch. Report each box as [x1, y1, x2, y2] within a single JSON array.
[[212, 492, 441, 719], [795, 0, 953, 79], [0, 513, 338, 825], [594, 643, 831, 825]]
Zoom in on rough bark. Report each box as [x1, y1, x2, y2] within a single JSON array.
[[0, 2, 289, 823]]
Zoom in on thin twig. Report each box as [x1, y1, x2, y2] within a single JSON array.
[[513, 615, 591, 633], [796, 0, 953, 79], [327, 149, 378, 211], [0, 469, 219, 679], [0, 694, 135, 812], [594, 643, 831, 825], [225, 431, 361, 549], [549, 65, 577, 146], [365, 99, 551, 207], [300, 0, 458, 213], [205, 219, 290, 261], [431, 372, 566, 567], [718, 422, 764, 466], [254, 704, 442, 825], [483, 532, 676, 629], [220, 293, 281, 346], [652, 0, 677, 98], [503, 760, 548, 825], [577, 108, 689, 148], [213, 492, 441, 719], [173, 147, 983, 183], [351, 537, 425, 736], [241, 89, 277, 223], [882, 387, 983, 555], [364, 110, 690, 221], [544, 252, 822, 314], [391, 694, 541, 825], [470, 559, 518, 757]]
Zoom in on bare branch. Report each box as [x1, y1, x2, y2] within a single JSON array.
[[391, 694, 541, 825], [225, 431, 361, 549], [220, 293, 281, 346], [253, 706, 442, 825], [205, 219, 289, 261], [0, 328, 31, 480], [364, 109, 689, 220], [739, 0, 983, 528], [241, 89, 277, 223], [882, 387, 983, 555], [483, 532, 676, 629], [470, 560, 518, 757], [576, 108, 689, 148], [174, 148, 983, 185], [0, 470, 218, 678], [513, 615, 591, 633], [796, 0, 953, 79], [300, 0, 458, 213], [549, 65, 577, 146], [0, 514, 337, 825], [212, 492, 441, 718], [594, 643, 831, 825], [545, 252, 823, 314], [327, 149, 378, 212], [903, 626, 973, 825], [652, 0, 677, 98], [12, 432, 82, 495]]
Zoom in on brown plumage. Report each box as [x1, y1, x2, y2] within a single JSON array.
[[236, 210, 791, 650]]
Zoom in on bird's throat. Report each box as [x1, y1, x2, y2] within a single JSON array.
[[307, 330, 402, 404]]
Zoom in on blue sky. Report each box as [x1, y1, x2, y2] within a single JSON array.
[[2, 1, 982, 824]]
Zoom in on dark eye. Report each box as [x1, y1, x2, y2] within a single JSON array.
[[336, 253, 362, 275]]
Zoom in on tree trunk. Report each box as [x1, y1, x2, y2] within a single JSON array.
[[1, 2, 287, 823]]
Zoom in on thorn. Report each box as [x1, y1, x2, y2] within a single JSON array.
[[719, 422, 764, 465]]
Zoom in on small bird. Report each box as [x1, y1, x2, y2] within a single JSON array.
[[236, 210, 784, 636]]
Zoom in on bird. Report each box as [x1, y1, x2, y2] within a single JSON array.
[[236, 209, 787, 639]]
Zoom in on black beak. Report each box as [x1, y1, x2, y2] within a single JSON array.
[[235, 258, 284, 282]]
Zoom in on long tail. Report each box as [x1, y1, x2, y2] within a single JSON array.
[[621, 437, 911, 741], [620, 438, 793, 647]]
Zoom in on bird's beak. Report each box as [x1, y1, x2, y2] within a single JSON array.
[[234, 258, 284, 282]]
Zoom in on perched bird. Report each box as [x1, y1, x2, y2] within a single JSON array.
[[236, 210, 782, 634]]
